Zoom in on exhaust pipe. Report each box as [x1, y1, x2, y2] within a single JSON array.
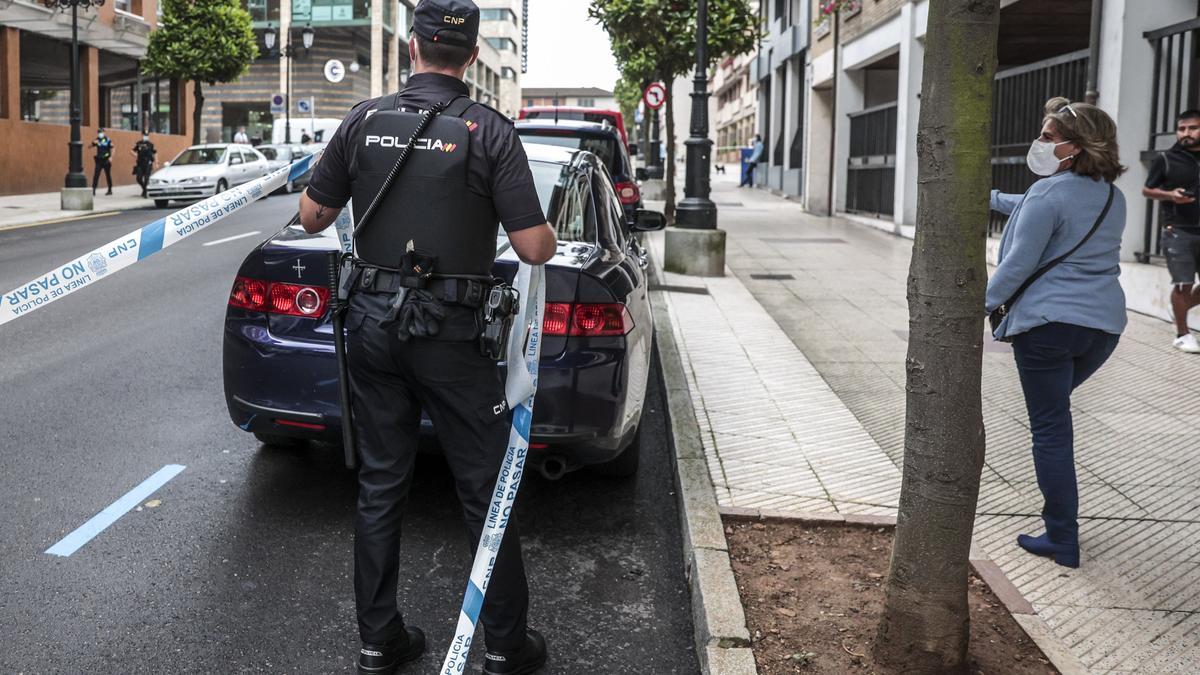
[[538, 455, 568, 481]]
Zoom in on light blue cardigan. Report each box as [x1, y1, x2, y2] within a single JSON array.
[[986, 171, 1127, 339]]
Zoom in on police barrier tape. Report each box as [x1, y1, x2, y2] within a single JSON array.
[[0, 151, 321, 327], [441, 263, 544, 674]]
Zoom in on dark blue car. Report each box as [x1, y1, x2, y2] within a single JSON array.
[[222, 144, 665, 477]]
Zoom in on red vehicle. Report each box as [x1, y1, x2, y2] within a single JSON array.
[[519, 106, 629, 148]]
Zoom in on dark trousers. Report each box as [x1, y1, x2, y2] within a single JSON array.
[[739, 163, 755, 187], [1012, 322, 1119, 545], [345, 291, 528, 651], [92, 160, 112, 192], [135, 167, 151, 194]]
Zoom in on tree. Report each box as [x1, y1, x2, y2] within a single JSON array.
[[873, 0, 999, 671], [590, 0, 758, 221], [143, 0, 258, 144], [613, 72, 643, 130]]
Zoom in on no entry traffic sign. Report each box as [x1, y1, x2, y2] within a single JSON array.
[[643, 82, 667, 110]]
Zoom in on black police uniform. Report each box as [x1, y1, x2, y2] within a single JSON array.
[[306, 60, 546, 663], [1146, 143, 1200, 284], [133, 139, 156, 197]]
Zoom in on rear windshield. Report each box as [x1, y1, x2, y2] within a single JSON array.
[[518, 131, 623, 178], [173, 148, 226, 165], [258, 147, 280, 160]]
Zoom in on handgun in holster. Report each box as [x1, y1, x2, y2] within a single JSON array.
[[378, 250, 439, 339], [479, 283, 519, 361]]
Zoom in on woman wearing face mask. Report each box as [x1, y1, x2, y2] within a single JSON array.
[[986, 97, 1127, 568]]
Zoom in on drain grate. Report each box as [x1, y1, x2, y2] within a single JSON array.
[[749, 273, 795, 281], [650, 284, 710, 295]]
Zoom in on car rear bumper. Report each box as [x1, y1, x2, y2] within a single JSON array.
[[223, 313, 637, 464]]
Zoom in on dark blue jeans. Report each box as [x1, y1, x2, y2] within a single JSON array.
[[1012, 322, 1120, 546]]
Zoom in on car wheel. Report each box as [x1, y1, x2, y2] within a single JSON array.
[[154, 199, 169, 209], [593, 427, 641, 477], [216, 179, 228, 194], [253, 431, 306, 449]]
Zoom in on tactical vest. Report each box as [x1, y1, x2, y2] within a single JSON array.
[[350, 94, 498, 276]]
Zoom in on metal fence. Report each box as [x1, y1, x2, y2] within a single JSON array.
[[989, 49, 1090, 236], [1139, 18, 1200, 262], [846, 103, 897, 217]]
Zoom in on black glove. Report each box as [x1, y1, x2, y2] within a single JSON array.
[[393, 289, 445, 341]]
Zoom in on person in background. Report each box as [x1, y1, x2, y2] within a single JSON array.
[[986, 97, 1127, 569], [300, 131, 313, 145], [1143, 109, 1200, 352], [233, 126, 250, 144], [91, 129, 114, 196], [131, 133, 156, 199], [740, 134, 763, 187]]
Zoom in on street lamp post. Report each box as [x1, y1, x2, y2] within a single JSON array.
[[264, 24, 314, 144], [663, 0, 725, 276], [44, 0, 104, 209], [675, 0, 716, 229]]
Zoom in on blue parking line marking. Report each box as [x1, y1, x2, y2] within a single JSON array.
[[45, 464, 186, 557]]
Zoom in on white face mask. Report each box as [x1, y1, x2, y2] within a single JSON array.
[[1027, 139, 1075, 177]]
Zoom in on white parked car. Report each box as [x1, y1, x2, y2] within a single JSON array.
[[147, 144, 270, 208]]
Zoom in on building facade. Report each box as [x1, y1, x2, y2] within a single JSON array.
[[521, 86, 616, 110], [0, 0, 196, 195], [713, 52, 757, 166], [477, 0, 527, 118], [751, 0, 809, 198], [748, 0, 1200, 330]]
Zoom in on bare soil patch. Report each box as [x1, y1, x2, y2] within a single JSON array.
[[725, 518, 1058, 674]]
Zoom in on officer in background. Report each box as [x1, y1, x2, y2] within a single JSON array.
[[131, 133, 156, 199], [298, 1, 556, 673], [91, 128, 114, 196]]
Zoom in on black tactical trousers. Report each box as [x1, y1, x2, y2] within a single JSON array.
[[345, 291, 529, 652]]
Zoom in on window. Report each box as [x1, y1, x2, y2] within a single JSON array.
[[245, 0, 279, 23], [528, 161, 596, 243], [502, 67, 516, 80], [516, 131, 620, 177], [99, 50, 141, 130], [19, 32, 70, 125], [173, 147, 227, 165], [576, 98, 595, 107], [146, 77, 178, 134], [479, 8, 517, 23], [485, 37, 517, 52], [592, 167, 627, 251]]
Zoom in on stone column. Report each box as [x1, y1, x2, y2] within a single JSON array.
[[370, 0, 384, 98], [0, 28, 18, 121], [892, 0, 924, 235], [83, 46, 99, 128]]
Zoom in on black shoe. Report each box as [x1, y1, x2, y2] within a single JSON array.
[[482, 629, 547, 675], [105, 190, 113, 195], [357, 626, 426, 675]]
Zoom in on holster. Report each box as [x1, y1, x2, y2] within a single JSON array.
[[479, 283, 519, 360]]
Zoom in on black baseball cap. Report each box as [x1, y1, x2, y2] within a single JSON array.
[[412, 0, 479, 47]]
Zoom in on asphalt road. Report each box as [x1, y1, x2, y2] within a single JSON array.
[[0, 195, 697, 674]]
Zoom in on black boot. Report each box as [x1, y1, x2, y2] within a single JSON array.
[[482, 629, 547, 675], [357, 626, 426, 675]]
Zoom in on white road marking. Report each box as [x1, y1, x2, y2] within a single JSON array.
[[202, 230, 261, 247], [45, 464, 186, 557]]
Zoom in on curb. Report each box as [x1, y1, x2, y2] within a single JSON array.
[[649, 263, 757, 675], [718, 506, 1086, 675], [0, 208, 138, 233]]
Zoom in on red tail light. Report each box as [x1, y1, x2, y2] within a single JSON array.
[[542, 302, 633, 337], [615, 181, 640, 205], [228, 276, 330, 318]]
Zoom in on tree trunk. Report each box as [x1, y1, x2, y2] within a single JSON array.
[[663, 77, 676, 223], [873, 0, 999, 672], [192, 79, 203, 145]]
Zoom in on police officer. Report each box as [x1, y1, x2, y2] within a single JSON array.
[[131, 132, 156, 199], [298, 1, 556, 673], [91, 128, 114, 196]]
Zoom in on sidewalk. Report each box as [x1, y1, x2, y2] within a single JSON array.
[[649, 175, 1200, 673], [0, 184, 155, 231]]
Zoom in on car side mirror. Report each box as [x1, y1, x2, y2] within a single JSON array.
[[631, 209, 666, 232], [635, 167, 649, 182]]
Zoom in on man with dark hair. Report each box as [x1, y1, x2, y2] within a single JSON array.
[[1145, 109, 1200, 352], [299, 1, 555, 673]]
